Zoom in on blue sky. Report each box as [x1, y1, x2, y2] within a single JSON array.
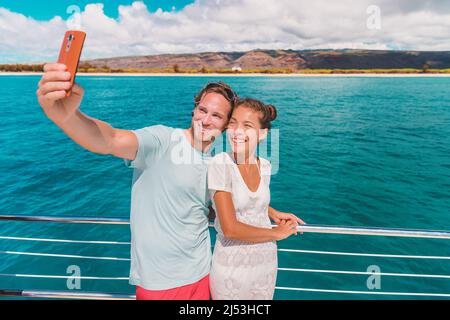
[[1, 0, 449, 63], [1, 0, 194, 20]]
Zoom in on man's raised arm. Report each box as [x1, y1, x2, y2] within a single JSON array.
[[36, 62, 138, 160]]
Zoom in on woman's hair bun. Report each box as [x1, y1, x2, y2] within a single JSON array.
[[235, 98, 278, 129], [266, 104, 277, 122]]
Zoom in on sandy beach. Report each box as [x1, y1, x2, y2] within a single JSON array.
[[1, 72, 450, 77]]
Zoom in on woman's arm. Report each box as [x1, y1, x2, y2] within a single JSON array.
[[268, 207, 281, 223], [268, 207, 306, 235], [214, 191, 296, 243]]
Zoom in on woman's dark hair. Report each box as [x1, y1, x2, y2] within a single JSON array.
[[193, 81, 238, 119], [235, 98, 277, 129]]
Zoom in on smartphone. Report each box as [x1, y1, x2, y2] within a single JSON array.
[[57, 30, 86, 96]]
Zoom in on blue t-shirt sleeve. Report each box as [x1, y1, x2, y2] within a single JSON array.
[[124, 125, 172, 169]]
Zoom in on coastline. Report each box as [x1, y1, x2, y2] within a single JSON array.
[[1, 72, 450, 77]]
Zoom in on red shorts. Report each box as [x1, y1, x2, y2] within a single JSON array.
[[135, 274, 210, 300]]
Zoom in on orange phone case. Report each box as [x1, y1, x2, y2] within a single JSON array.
[[57, 30, 86, 96]]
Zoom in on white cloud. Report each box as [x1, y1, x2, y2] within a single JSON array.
[[0, 0, 449, 63], [0, 8, 66, 63]]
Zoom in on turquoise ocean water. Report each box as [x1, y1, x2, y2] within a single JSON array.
[[0, 75, 449, 299]]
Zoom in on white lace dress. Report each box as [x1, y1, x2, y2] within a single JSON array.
[[207, 152, 277, 300]]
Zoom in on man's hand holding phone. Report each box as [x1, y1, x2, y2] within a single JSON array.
[[37, 63, 84, 124], [37, 30, 86, 124], [35, 30, 131, 157]]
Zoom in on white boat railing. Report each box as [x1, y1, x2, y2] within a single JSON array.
[[0, 289, 135, 300], [1, 214, 449, 238], [0, 214, 449, 300]]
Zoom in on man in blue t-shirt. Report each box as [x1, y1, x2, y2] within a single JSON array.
[[37, 62, 237, 299]]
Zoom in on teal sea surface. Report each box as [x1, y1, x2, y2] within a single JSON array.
[[0, 75, 449, 299]]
